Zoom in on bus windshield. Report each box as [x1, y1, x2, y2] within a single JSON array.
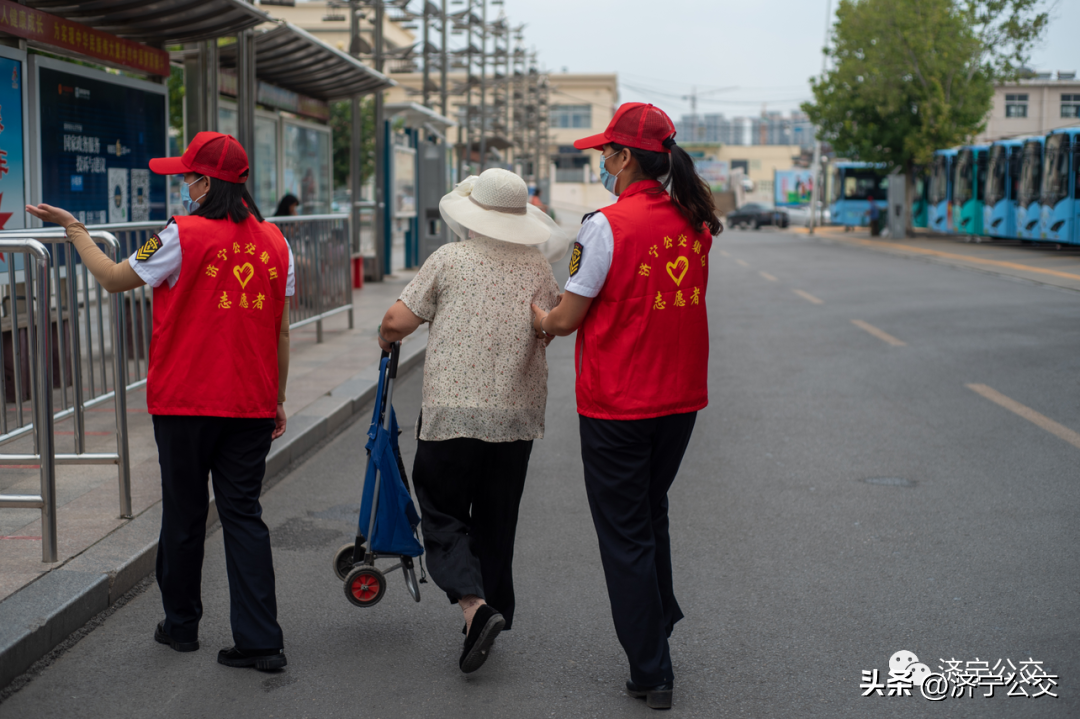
[[929, 155, 949, 204], [841, 170, 887, 200], [1041, 134, 1070, 207], [953, 149, 974, 205], [985, 146, 1007, 207], [1018, 141, 1042, 208], [1008, 146, 1023, 201]]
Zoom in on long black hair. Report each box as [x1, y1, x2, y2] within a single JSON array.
[[610, 141, 722, 236], [192, 177, 264, 223]]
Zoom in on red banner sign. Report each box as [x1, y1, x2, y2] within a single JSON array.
[[0, 0, 169, 77]]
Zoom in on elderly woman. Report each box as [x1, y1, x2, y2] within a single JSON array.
[[378, 168, 566, 674]]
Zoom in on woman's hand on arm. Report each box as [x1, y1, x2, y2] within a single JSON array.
[[378, 300, 424, 351], [531, 291, 593, 339], [25, 204, 146, 294]]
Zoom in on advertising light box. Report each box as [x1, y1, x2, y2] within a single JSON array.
[[33, 56, 167, 226], [0, 47, 26, 232]]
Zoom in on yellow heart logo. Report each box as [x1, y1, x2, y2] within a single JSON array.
[[666, 256, 689, 286], [233, 262, 255, 289]]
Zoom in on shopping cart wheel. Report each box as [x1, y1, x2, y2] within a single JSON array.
[[404, 566, 421, 603], [344, 566, 386, 607], [333, 543, 356, 582]]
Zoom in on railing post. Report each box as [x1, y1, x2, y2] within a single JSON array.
[[315, 222, 324, 343], [105, 238, 132, 519]]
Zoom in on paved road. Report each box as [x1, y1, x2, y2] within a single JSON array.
[[3, 229, 1078, 718]]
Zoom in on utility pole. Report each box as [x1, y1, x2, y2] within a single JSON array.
[[440, 0, 448, 119], [421, 0, 431, 108], [809, 0, 831, 235]]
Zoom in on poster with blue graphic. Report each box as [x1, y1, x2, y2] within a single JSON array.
[[0, 53, 25, 232], [36, 58, 166, 229], [774, 169, 814, 207]]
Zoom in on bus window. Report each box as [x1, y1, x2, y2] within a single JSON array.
[[844, 176, 857, 198], [1008, 146, 1023, 201], [976, 150, 988, 202], [953, 149, 974, 205], [929, 155, 949, 205], [1041, 134, 1069, 207], [985, 146, 1006, 206], [1019, 141, 1041, 208]]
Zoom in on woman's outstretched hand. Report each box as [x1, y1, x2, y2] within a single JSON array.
[[26, 203, 78, 228]]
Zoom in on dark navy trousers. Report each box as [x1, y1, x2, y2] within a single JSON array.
[[153, 415, 283, 651], [579, 411, 697, 687]]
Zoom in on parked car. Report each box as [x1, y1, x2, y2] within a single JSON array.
[[785, 201, 831, 227], [726, 203, 789, 230]]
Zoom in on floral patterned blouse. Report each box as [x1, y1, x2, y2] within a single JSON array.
[[399, 235, 560, 443]]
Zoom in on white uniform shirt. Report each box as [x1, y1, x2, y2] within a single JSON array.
[[563, 212, 614, 298], [129, 220, 296, 296]]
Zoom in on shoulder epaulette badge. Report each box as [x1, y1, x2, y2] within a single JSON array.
[[135, 234, 162, 261]]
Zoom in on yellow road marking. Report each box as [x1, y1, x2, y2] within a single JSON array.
[[840, 237, 1080, 283], [967, 384, 1080, 451], [851, 319, 906, 346], [792, 289, 823, 304], [718, 249, 731, 257], [735, 259, 750, 268], [759, 271, 778, 282]]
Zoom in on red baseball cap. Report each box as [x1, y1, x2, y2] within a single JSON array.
[[573, 102, 677, 154], [149, 131, 249, 183]]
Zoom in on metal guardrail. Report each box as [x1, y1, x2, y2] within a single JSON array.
[[0, 214, 354, 562], [268, 214, 354, 342], [0, 230, 132, 565], [0, 240, 58, 562]]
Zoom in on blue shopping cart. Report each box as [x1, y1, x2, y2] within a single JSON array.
[[332, 342, 425, 607]]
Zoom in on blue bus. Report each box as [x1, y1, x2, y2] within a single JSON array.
[[983, 138, 1024, 239], [1016, 137, 1044, 240], [829, 162, 888, 229], [913, 169, 929, 228], [949, 144, 988, 236], [928, 149, 956, 233], [1039, 127, 1080, 245]]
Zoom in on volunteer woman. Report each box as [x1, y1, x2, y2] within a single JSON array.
[[377, 168, 565, 674], [530, 103, 721, 710], [27, 131, 296, 672]]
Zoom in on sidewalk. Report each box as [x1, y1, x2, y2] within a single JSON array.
[[0, 271, 423, 688], [791, 224, 1080, 292]]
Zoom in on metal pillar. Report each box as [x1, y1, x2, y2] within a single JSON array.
[[440, 0, 448, 119], [236, 29, 256, 190], [372, 0, 386, 281], [349, 1, 364, 262], [183, 40, 220, 141], [477, 0, 488, 172]]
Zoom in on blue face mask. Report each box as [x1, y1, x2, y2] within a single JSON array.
[[181, 176, 206, 213], [600, 151, 624, 194]]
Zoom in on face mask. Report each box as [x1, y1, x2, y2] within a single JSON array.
[[600, 151, 624, 194], [181, 176, 207, 213]]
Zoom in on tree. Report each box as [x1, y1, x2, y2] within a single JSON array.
[[330, 97, 376, 191], [803, 0, 1049, 235]]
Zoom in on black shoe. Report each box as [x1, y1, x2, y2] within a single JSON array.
[[217, 646, 288, 672], [459, 604, 505, 674], [154, 621, 199, 653], [626, 680, 674, 710]]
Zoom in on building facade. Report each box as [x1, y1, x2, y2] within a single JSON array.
[[674, 110, 816, 148], [977, 71, 1080, 142]]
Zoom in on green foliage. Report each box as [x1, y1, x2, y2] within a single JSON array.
[[168, 65, 185, 139], [330, 97, 376, 190], [803, 0, 1049, 169]]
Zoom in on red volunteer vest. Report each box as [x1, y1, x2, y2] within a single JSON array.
[[575, 180, 712, 420], [146, 215, 290, 418]]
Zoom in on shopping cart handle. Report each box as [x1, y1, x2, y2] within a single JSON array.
[[387, 341, 401, 379]]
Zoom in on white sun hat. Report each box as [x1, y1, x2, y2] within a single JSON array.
[[440, 169, 567, 256]]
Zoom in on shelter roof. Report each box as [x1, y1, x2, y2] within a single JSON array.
[[23, 0, 270, 44], [218, 22, 395, 101], [384, 102, 456, 131]]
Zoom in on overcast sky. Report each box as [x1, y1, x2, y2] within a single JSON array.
[[503, 0, 1079, 121]]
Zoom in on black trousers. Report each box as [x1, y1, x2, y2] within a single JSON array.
[[580, 412, 697, 687], [153, 415, 283, 650], [412, 436, 533, 630]]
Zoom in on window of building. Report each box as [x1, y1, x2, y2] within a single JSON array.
[[1005, 94, 1028, 118], [1062, 94, 1080, 118], [551, 104, 592, 129]]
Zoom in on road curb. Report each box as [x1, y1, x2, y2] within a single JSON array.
[[0, 334, 427, 690]]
